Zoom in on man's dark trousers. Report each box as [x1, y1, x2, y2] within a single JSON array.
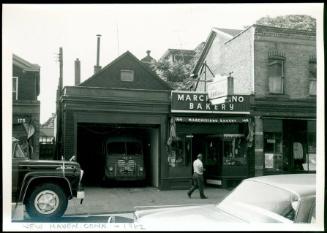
[[188, 173, 205, 198]]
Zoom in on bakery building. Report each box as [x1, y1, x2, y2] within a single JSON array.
[[191, 25, 317, 180], [165, 91, 254, 189]]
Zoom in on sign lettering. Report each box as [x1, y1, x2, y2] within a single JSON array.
[[171, 91, 250, 114]]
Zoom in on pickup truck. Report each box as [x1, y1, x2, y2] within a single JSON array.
[[12, 137, 85, 219]]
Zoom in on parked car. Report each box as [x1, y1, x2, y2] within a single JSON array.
[[12, 137, 85, 219], [134, 174, 316, 230]]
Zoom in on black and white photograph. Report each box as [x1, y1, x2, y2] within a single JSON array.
[[2, 3, 325, 231]]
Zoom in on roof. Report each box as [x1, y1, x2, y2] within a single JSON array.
[[39, 128, 54, 137], [13, 54, 40, 72], [141, 56, 156, 63], [192, 24, 315, 76], [141, 50, 157, 64], [80, 50, 172, 90], [247, 174, 316, 198], [191, 27, 243, 75], [254, 24, 316, 36], [212, 27, 243, 37], [160, 49, 196, 60], [41, 114, 55, 128]]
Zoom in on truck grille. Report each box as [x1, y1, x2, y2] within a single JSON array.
[[117, 159, 136, 176]]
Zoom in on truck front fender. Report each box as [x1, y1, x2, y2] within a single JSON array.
[[18, 173, 73, 203]]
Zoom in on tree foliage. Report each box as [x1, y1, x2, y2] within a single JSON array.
[[255, 15, 316, 31], [150, 45, 204, 90]]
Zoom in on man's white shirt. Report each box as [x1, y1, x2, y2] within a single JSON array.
[[193, 159, 203, 175]]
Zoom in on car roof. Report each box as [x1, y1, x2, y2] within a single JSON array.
[[245, 174, 316, 197]]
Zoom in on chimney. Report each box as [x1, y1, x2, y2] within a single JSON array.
[[94, 34, 102, 74], [74, 58, 81, 85], [146, 50, 151, 57]]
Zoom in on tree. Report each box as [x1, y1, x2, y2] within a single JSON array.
[[255, 15, 316, 31], [151, 44, 204, 90]]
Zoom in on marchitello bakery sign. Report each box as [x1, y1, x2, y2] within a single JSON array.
[[171, 91, 250, 114]]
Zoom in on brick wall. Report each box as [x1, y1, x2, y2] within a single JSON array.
[[254, 28, 316, 98], [221, 28, 255, 95], [196, 28, 255, 95]]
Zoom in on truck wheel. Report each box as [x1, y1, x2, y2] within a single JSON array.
[[25, 183, 68, 219]]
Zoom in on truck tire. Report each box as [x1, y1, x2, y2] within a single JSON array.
[[25, 183, 68, 219]]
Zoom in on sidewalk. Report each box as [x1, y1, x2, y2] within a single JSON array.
[[65, 186, 232, 216]]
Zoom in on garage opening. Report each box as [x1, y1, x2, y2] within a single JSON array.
[[77, 123, 159, 188]]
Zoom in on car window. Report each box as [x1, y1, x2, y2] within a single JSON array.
[[126, 142, 142, 155], [218, 180, 298, 219], [107, 142, 125, 155]]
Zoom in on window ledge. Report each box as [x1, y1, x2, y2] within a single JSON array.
[[265, 93, 289, 98]]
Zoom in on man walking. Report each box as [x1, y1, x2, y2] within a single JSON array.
[[187, 153, 207, 199]]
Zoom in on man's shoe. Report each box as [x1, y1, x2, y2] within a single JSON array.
[[187, 193, 191, 199], [200, 196, 208, 199]]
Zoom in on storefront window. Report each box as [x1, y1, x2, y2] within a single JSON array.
[[304, 132, 316, 171], [168, 138, 186, 167], [223, 136, 247, 166], [264, 133, 283, 171]]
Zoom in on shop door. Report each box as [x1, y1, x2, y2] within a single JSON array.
[[204, 137, 223, 182], [283, 120, 307, 173]]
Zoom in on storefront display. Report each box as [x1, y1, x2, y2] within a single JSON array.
[[169, 91, 252, 187]]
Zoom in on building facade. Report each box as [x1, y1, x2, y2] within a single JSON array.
[[12, 54, 40, 159], [192, 25, 316, 181], [57, 51, 173, 188]]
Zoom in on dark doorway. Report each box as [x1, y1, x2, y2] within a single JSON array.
[[283, 120, 308, 172], [77, 123, 159, 187]]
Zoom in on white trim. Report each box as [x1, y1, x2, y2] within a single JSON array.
[[171, 90, 207, 94], [13, 76, 18, 100], [206, 179, 222, 185], [171, 110, 251, 114]]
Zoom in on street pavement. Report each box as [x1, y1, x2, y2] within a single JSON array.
[[65, 185, 232, 216], [17, 185, 232, 223]]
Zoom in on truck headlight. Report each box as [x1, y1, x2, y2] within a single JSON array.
[[139, 167, 143, 172], [109, 167, 113, 171]]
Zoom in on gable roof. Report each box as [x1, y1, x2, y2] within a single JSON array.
[[192, 27, 242, 76], [13, 54, 40, 72], [212, 27, 242, 37], [80, 50, 172, 90]]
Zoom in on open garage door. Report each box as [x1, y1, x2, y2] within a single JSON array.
[[77, 123, 159, 188]]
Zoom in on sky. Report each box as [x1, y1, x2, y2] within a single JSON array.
[[2, 3, 324, 124]]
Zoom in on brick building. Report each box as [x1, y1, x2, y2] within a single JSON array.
[[192, 25, 316, 181], [12, 54, 40, 159]]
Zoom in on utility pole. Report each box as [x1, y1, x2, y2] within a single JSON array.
[[55, 47, 63, 159], [59, 47, 63, 91]]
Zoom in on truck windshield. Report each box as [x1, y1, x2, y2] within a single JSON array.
[[126, 142, 142, 155], [107, 142, 125, 155]]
